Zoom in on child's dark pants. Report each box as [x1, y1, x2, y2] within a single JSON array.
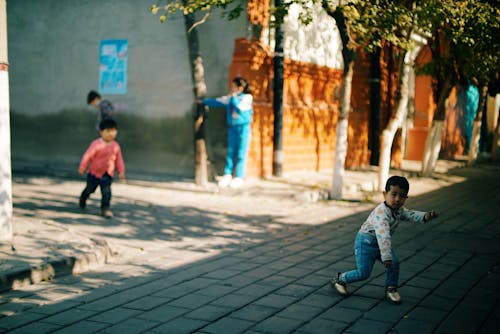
[[80, 173, 113, 209]]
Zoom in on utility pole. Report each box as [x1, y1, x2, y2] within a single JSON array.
[[272, 0, 284, 177], [0, 0, 13, 240]]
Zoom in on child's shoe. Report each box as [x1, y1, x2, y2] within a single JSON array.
[[331, 272, 349, 296], [79, 195, 86, 209], [386, 286, 401, 304], [229, 177, 244, 188], [218, 174, 232, 188], [101, 208, 114, 219]]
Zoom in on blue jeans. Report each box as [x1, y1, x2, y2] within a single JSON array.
[[80, 173, 113, 209], [224, 124, 251, 178], [340, 232, 400, 287]]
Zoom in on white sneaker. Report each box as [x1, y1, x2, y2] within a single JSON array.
[[386, 286, 401, 304], [218, 174, 232, 188], [229, 177, 244, 188]]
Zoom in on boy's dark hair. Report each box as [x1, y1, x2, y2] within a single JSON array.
[[87, 90, 101, 104], [385, 176, 409, 194], [99, 118, 117, 131], [233, 76, 252, 94]]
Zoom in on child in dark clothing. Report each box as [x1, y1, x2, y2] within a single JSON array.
[[332, 176, 438, 304], [87, 90, 115, 131], [78, 119, 125, 218]]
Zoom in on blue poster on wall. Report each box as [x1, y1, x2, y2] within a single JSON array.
[[99, 39, 128, 94]]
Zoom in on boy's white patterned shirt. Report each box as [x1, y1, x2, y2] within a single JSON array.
[[359, 202, 427, 261]]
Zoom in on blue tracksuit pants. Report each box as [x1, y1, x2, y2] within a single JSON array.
[[224, 123, 251, 178]]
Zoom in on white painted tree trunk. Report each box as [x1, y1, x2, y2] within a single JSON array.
[[0, 0, 13, 241], [331, 118, 348, 199], [421, 120, 444, 176], [378, 53, 411, 191], [331, 61, 354, 200], [492, 117, 500, 161], [467, 120, 482, 166]]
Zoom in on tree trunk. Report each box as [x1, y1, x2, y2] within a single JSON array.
[[467, 85, 488, 165], [0, 0, 13, 240], [492, 112, 500, 161], [184, 10, 209, 185], [421, 120, 444, 176], [326, 5, 356, 200], [272, 0, 285, 177], [331, 60, 354, 199], [421, 77, 452, 176], [369, 47, 382, 166], [378, 51, 411, 191]]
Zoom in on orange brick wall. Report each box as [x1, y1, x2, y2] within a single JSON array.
[[409, 45, 467, 160], [229, 38, 374, 178]]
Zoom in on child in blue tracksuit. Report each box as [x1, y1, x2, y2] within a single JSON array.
[[202, 77, 253, 188]]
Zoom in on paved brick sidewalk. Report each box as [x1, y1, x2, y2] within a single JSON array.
[[0, 160, 499, 333]]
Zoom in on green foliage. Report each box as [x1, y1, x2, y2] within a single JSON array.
[[416, 0, 499, 87], [150, 0, 246, 23]]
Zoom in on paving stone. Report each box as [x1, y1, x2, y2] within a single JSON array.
[[0, 299, 42, 315], [346, 318, 394, 334], [196, 284, 237, 297], [88, 307, 142, 324], [26, 299, 84, 315], [168, 293, 214, 309], [0, 310, 47, 330], [252, 315, 304, 334], [151, 317, 208, 334], [184, 304, 232, 321], [7, 321, 61, 334], [362, 302, 414, 322], [40, 308, 96, 326], [277, 303, 324, 321], [137, 305, 190, 322], [200, 316, 254, 334], [241, 267, 278, 279], [354, 284, 385, 300], [419, 293, 459, 311], [299, 293, 339, 309], [337, 296, 380, 311], [210, 293, 256, 309], [122, 295, 170, 311], [258, 274, 297, 287], [405, 306, 448, 323], [404, 276, 441, 290], [231, 304, 279, 322], [253, 294, 297, 309], [203, 268, 241, 280], [393, 318, 438, 334], [51, 320, 110, 334], [435, 305, 489, 334], [293, 274, 330, 288], [296, 318, 349, 334], [151, 284, 193, 299], [97, 317, 160, 334], [233, 283, 276, 299], [319, 306, 362, 323], [221, 274, 261, 288], [275, 284, 316, 298], [398, 285, 430, 301], [77, 294, 133, 312]]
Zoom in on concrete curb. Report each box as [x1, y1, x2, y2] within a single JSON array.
[[0, 239, 113, 292]]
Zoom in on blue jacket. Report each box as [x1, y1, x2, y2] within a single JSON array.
[[203, 93, 253, 126]]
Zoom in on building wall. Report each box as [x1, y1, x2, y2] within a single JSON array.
[[7, 0, 247, 178], [229, 39, 375, 178]]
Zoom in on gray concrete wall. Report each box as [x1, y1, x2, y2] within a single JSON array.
[[7, 0, 247, 178]]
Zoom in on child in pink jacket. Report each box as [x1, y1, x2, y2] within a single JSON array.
[[78, 118, 125, 218]]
